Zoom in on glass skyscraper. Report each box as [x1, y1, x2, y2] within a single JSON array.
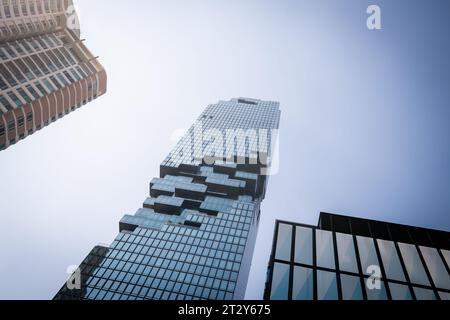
[[265, 213, 450, 300], [0, 0, 107, 151], [55, 98, 281, 300]]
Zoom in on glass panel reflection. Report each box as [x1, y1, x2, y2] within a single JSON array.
[[413, 287, 437, 300], [336, 232, 358, 273], [398, 243, 430, 286], [366, 280, 388, 300], [377, 240, 406, 282], [317, 270, 338, 300], [294, 226, 313, 266], [439, 291, 450, 300], [419, 246, 450, 290], [316, 230, 335, 269], [275, 224, 292, 262], [341, 274, 363, 300], [389, 282, 412, 300], [292, 266, 313, 300], [270, 262, 290, 300], [357, 236, 380, 275], [441, 250, 450, 268]]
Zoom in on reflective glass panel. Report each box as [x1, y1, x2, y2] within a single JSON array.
[[441, 249, 450, 267], [341, 274, 363, 300], [294, 226, 313, 266], [398, 243, 429, 286], [292, 266, 313, 300], [366, 280, 388, 300], [438, 291, 450, 300], [413, 287, 437, 300], [317, 270, 338, 300], [336, 232, 358, 273], [357, 236, 380, 275], [389, 282, 412, 300], [377, 240, 405, 281], [270, 263, 290, 300], [316, 230, 335, 269], [419, 246, 450, 290], [275, 224, 292, 262]]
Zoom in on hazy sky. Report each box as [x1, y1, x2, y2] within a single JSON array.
[[1, 0, 450, 300]]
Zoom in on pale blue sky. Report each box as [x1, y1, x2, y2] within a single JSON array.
[[0, 0, 449, 299]]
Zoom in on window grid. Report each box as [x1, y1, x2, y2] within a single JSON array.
[[267, 220, 450, 300]]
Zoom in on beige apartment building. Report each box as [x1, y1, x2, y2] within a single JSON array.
[[0, 0, 107, 151]]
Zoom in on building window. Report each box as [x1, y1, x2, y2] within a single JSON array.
[[69, 69, 81, 81], [317, 270, 338, 300], [23, 57, 43, 77], [63, 70, 75, 82], [7, 91, 22, 107], [8, 120, 15, 132], [0, 64, 18, 86], [292, 266, 313, 300], [275, 223, 292, 262], [49, 75, 62, 89], [441, 250, 450, 267], [29, 0, 35, 14], [0, 75, 8, 90], [4, 45, 16, 59], [3, 1, 11, 18], [17, 88, 32, 103], [377, 239, 406, 282], [316, 230, 335, 269], [294, 226, 313, 266], [6, 61, 26, 83], [12, 0, 19, 16], [0, 95, 13, 111], [26, 85, 40, 99], [56, 73, 69, 86], [18, 116, 24, 127], [365, 280, 388, 300], [270, 262, 290, 300], [34, 82, 48, 96], [36, 0, 43, 14], [336, 232, 358, 273], [398, 243, 430, 286], [0, 47, 7, 61], [357, 236, 380, 275], [413, 287, 437, 300], [43, 79, 56, 92], [15, 59, 35, 81], [438, 291, 450, 300], [340, 274, 363, 300], [419, 246, 450, 290], [388, 282, 412, 300]]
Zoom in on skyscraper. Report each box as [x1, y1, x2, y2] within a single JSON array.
[[55, 98, 281, 300], [0, 0, 107, 151], [265, 213, 450, 300]]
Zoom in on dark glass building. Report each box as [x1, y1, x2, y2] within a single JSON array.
[[55, 98, 281, 300], [265, 213, 450, 300]]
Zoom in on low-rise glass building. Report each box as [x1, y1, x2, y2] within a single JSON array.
[[265, 213, 450, 300]]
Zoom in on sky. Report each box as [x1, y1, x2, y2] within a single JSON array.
[[1, 0, 450, 300]]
